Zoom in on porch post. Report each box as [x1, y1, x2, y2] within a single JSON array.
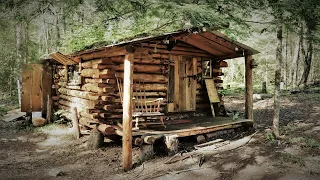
[[122, 53, 134, 171], [245, 53, 253, 120]]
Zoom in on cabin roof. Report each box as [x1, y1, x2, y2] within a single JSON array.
[[70, 28, 259, 60]]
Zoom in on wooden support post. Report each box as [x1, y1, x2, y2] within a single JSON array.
[[72, 107, 80, 139], [245, 54, 253, 120], [122, 53, 134, 171], [46, 94, 52, 123]]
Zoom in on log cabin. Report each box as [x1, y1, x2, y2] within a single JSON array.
[[21, 28, 259, 170]]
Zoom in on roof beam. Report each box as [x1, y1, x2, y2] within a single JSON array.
[[177, 35, 225, 56], [215, 53, 245, 61], [197, 34, 236, 54], [200, 32, 244, 53]]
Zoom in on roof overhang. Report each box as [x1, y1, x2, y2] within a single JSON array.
[[68, 29, 259, 61], [171, 31, 259, 60], [50, 52, 77, 65]]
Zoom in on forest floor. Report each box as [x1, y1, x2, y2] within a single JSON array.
[[1, 92, 320, 180]]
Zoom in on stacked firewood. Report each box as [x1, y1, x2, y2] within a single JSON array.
[[51, 59, 119, 134]]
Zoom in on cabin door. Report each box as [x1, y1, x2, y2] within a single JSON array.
[[168, 56, 197, 112], [21, 64, 52, 114]]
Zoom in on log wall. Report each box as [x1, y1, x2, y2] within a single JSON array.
[[51, 40, 227, 132]]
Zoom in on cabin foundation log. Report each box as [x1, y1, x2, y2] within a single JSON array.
[[196, 135, 206, 143], [87, 128, 104, 150], [164, 135, 179, 156]]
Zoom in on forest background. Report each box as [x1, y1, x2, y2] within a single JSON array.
[[0, 0, 319, 111]]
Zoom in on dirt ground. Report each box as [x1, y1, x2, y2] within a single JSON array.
[[1, 93, 320, 180]]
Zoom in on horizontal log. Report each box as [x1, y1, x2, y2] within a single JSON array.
[[111, 56, 165, 65], [134, 51, 153, 59], [92, 64, 114, 69], [98, 124, 116, 135], [80, 69, 115, 78], [115, 64, 162, 74], [116, 73, 167, 83], [80, 111, 110, 119], [53, 102, 59, 107], [103, 105, 114, 111], [58, 104, 105, 115], [58, 87, 100, 101], [57, 69, 67, 76], [78, 47, 126, 61], [81, 58, 114, 68], [52, 96, 60, 101], [66, 85, 81, 90], [84, 78, 116, 84], [60, 94, 102, 108], [152, 53, 169, 59], [87, 109, 106, 113], [133, 58, 163, 65], [79, 117, 98, 128], [143, 136, 155, 144], [100, 96, 115, 101], [59, 99, 103, 110], [133, 83, 167, 91], [115, 91, 166, 98], [82, 83, 115, 93], [133, 137, 143, 146], [58, 82, 67, 87], [52, 85, 60, 89], [58, 105, 72, 113], [112, 106, 165, 113]]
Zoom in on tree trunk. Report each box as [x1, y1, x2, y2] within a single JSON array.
[[273, 23, 283, 137], [55, 9, 60, 51], [291, 29, 302, 91], [15, 22, 23, 98], [299, 25, 313, 88], [284, 29, 288, 90]]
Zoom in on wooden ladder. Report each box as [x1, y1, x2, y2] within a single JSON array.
[[205, 79, 220, 117]]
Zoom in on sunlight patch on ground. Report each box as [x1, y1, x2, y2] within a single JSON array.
[[35, 124, 75, 147]]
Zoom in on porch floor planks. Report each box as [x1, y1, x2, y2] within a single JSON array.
[[134, 117, 253, 137]]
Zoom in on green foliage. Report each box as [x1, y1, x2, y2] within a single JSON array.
[[62, 24, 106, 52], [53, 110, 67, 123], [0, 0, 319, 99], [219, 87, 245, 96], [290, 137, 320, 148], [0, 106, 7, 117], [280, 152, 305, 166], [265, 131, 275, 142]]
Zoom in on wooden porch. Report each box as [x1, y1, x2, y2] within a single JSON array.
[[135, 117, 253, 137]]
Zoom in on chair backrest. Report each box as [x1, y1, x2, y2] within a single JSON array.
[[116, 77, 164, 113]]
